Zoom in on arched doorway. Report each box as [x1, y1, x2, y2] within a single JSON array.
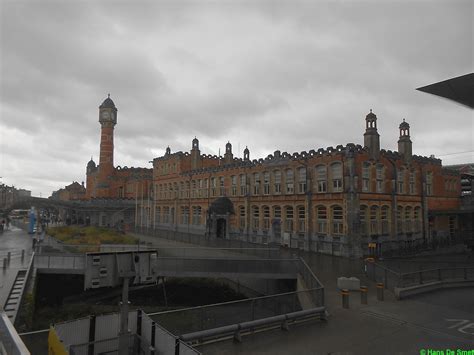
[[207, 197, 235, 239], [216, 218, 226, 238]]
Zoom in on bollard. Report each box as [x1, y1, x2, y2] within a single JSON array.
[[341, 289, 349, 309], [7, 252, 11, 264], [360, 286, 368, 304], [3, 258, 7, 269], [376, 283, 384, 301], [21, 250, 25, 261]]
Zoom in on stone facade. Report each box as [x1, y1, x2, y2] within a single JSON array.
[[138, 111, 461, 257]]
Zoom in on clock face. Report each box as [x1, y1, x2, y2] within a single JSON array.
[[101, 111, 110, 119]]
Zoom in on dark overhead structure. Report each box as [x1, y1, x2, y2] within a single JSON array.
[[417, 73, 474, 109]]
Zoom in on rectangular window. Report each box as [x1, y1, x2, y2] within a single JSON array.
[[263, 172, 270, 195], [274, 171, 281, 194], [316, 165, 327, 193], [239, 207, 245, 231], [332, 207, 343, 235], [286, 170, 294, 194], [253, 173, 260, 195], [381, 208, 389, 235], [426, 172, 433, 196], [409, 172, 415, 194], [298, 168, 306, 194], [219, 177, 225, 196], [397, 170, 404, 194], [231, 176, 237, 196], [362, 179, 370, 192], [331, 163, 343, 192], [317, 207, 327, 234], [240, 175, 247, 196]]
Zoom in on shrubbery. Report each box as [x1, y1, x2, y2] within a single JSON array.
[[47, 226, 137, 245]]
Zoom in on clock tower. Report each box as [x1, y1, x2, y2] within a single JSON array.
[[98, 95, 118, 191]]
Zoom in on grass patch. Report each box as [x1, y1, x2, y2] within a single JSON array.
[[47, 226, 137, 245]]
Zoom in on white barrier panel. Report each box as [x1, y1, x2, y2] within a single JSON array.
[[95, 313, 119, 342], [155, 322, 176, 354], [55, 317, 90, 349]]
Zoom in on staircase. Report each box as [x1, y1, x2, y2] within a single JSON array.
[[4, 270, 27, 322]]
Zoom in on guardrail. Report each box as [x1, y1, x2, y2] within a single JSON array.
[[180, 307, 326, 344], [0, 311, 30, 355], [365, 259, 474, 291], [154, 257, 299, 279], [149, 287, 323, 336]]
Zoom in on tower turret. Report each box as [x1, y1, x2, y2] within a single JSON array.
[[97, 95, 118, 197], [398, 119, 412, 162], [243, 146, 250, 161], [191, 137, 201, 170], [224, 141, 233, 164], [363, 109, 380, 160]]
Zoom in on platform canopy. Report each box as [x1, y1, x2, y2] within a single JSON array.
[[417, 73, 474, 108]]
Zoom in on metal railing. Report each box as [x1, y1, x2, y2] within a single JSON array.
[[154, 257, 299, 279], [0, 311, 30, 355], [148, 287, 323, 336], [365, 260, 474, 291], [398, 266, 474, 287], [297, 257, 325, 307]]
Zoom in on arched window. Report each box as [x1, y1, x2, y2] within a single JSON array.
[[360, 205, 368, 236], [332, 205, 343, 234], [397, 206, 403, 234], [414, 206, 421, 233], [181, 206, 189, 224], [262, 206, 270, 232], [381, 206, 390, 235], [273, 206, 281, 219], [155, 207, 161, 224], [273, 170, 281, 194], [239, 206, 246, 231], [316, 206, 327, 234], [163, 206, 170, 224], [297, 206, 305, 233], [331, 163, 343, 192], [315, 165, 327, 193], [285, 169, 294, 194], [370, 206, 378, 235], [252, 205, 259, 231], [192, 206, 201, 225], [405, 206, 412, 233], [285, 206, 294, 232]]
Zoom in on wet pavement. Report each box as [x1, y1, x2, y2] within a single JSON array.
[[132, 232, 474, 354], [0, 225, 33, 308]]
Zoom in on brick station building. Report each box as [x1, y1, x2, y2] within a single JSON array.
[[138, 110, 460, 257], [82, 96, 461, 257]]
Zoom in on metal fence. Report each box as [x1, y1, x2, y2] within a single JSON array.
[[398, 267, 474, 287], [148, 288, 321, 336], [365, 260, 474, 291], [0, 311, 31, 355], [134, 226, 280, 252], [154, 257, 299, 279]]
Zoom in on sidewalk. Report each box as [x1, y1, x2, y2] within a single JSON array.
[[0, 226, 33, 308]]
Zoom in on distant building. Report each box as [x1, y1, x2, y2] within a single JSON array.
[[137, 110, 462, 257], [0, 184, 31, 210], [50, 181, 86, 201]]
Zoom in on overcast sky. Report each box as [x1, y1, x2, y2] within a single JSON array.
[[1, 0, 472, 197]]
